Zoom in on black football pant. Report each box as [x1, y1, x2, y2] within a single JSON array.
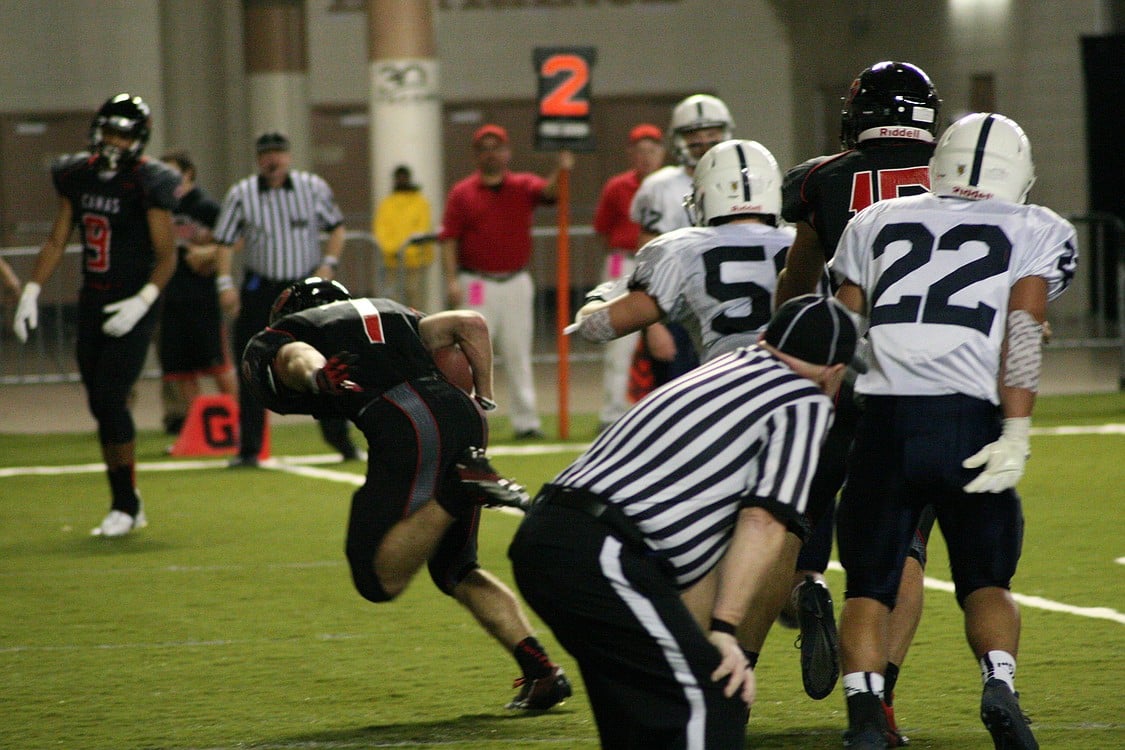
[[510, 502, 748, 750]]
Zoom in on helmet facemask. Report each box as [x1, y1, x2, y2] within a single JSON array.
[[89, 94, 151, 171], [670, 94, 735, 167]]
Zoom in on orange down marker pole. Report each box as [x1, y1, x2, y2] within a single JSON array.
[[555, 166, 571, 440]]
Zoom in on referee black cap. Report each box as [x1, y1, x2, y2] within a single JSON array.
[[763, 295, 867, 373], [256, 131, 291, 153]]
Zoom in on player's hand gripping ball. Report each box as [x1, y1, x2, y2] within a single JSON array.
[[432, 344, 474, 393]]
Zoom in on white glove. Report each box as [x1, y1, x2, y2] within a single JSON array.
[[574, 299, 604, 327], [13, 282, 41, 343], [962, 417, 1031, 493], [102, 283, 159, 337]]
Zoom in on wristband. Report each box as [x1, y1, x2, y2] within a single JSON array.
[[320, 256, 339, 268], [709, 617, 737, 635], [474, 395, 498, 411], [216, 274, 235, 292]]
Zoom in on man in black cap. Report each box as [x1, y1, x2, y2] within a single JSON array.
[[509, 294, 864, 749], [212, 131, 357, 466]]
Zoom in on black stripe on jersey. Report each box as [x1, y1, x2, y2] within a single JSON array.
[[553, 349, 832, 586], [214, 172, 341, 280], [969, 114, 996, 187]]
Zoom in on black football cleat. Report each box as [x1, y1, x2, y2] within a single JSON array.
[[882, 700, 910, 746], [455, 447, 531, 510], [981, 679, 1038, 750], [506, 666, 572, 711], [795, 575, 840, 700]]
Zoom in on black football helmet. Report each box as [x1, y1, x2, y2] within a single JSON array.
[[89, 93, 152, 169], [270, 277, 352, 324], [840, 62, 940, 149]]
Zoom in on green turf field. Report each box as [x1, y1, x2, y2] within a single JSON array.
[[1, 393, 1122, 749]]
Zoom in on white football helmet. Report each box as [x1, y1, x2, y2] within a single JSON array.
[[670, 94, 735, 167], [929, 112, 1036, 203], [687, 139, 782, 226]]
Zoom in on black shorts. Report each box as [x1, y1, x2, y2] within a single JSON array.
[[510, 501, 749, 750], [345, 376, 488, 601], [159, 287, 230, 376], [837, 394, 1024, 608]]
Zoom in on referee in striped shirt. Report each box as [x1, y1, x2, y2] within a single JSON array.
[[510, 295, 865, 749], [214, 131, 357, 466]]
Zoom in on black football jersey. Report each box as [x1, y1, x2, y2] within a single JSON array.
[[782, 140, 936, 261], [167, 185, 222, 295], [242, 297, 442, 418], [52, 153, 180, 295]]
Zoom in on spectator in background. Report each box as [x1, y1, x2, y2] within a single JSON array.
[[158, 150, 237, 434], [439, 123, 574, 440], [214, 131, 358, 467], [12, 93, 178, 537], [589, 123, 666, 430], [373, 164, 434, 309]]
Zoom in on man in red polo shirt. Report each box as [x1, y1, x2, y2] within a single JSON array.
[[440, 124, 574, 440], [590, 123, 666, 428]]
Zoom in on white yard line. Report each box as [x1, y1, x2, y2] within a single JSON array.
[[2, 426, 1123, 628]]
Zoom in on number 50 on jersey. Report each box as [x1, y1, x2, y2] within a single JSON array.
[[534, 46, 597, 152]]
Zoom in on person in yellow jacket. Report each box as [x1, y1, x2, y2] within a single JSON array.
[[373, 165, 435, 308]]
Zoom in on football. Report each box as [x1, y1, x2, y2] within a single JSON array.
[[431, 344, 474, 393]]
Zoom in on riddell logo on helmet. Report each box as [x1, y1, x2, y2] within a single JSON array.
[[950, 185, 994, 200], [879, 127, 924, 138]]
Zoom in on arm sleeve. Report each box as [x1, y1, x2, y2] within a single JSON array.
[[746, 395, 834, 520], [241, 328, 319, 416], [141, 162, 182, 211], [313, 175, 345, 231], [212, 186, 244, 245], [1019, 208, 1078, 302]]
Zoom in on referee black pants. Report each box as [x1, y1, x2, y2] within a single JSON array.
[[233, 272, 355, 459], [509, 501, 748, 750]]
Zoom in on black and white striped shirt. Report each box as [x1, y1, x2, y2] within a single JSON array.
[[213, 171, 344, 281], [554, 346, 835, 588]]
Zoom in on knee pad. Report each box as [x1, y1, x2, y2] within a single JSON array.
[[89, 397, 135, 445], [907, 504, 936, 568], [796, 509, 834, 573], [347, 550, 394, 603], [430, 560, 479, 597]]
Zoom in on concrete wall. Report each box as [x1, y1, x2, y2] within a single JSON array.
[[0, 0, 1112, 217]]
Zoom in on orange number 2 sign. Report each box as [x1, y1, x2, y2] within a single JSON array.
[[539, 54, 590, 118]]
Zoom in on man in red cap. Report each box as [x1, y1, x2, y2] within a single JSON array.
[[440, 123, 574, 440], [588, 124, 666, 429]]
